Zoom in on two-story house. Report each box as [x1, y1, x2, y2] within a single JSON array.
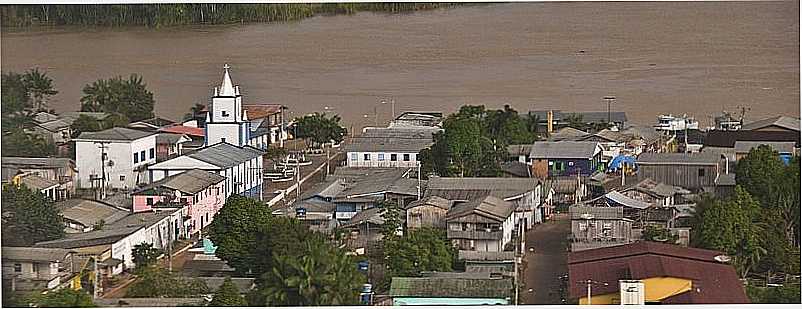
[[344, 127, 439, 168], [445, 195, 515, 252], [530, 141, 603, 178], [426, 177, 543, 230], [1, 247, 76, 292], [2, 157, 77, 199], [636, 153, 723, 192], [74, 127, 158, 190], [132, 169, 226, 237]]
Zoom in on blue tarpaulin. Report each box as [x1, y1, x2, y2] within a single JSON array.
[[203, 238, 217, 255], [607, 155, 636, 172]]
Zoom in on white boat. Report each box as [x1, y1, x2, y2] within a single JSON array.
[[654, 114, 699, 132]]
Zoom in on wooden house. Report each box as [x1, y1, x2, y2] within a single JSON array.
[[529, 141, 603, 178], [445, 196, 515, 252], [636, 153, 723, 191], [569, 206, 634, 252], [405, 196, 454, 230]]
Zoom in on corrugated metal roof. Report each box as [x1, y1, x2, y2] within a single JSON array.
[[389, 277, 513, 298], [604, 191, 652, 209], [446, 195, 514, 222], [734, 141, 795, 154], [458, 250, 515, 262], [637, 152, 720, 165], [158, 125, 205, 137], [187, 142, 264, 168], [1, 247, 73, 262], [57, 199, 130, 227], [569, 206, 624, 220], [156, 133, 190, 145], [18, 174, 58, 190], [529, 141, 599, 159], [2, 157, 74, 169], [134, 169, 225, 195], [740, 115, 800, 132], [76, 127, 156, 141], [343, 136, 434, 152], [405, 196, 454, 211], [426, 177, 538, 200]]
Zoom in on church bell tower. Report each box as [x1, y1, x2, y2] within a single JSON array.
[[204, 64, 251, 146]]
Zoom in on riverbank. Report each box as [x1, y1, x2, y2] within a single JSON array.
[[0, 3, 461, 28]]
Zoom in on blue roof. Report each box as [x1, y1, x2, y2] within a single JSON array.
[[607, 155, 636, 172]]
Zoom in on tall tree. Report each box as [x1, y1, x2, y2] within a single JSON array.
[[249, 237, 364, 306], [294, 112, 347, 148], [1, 184, 65, 246], [207, 195, 273, 275], [132, 242, 162, 270], [382, 228, 456, 290], [1, 72, 34, 132], [80, 74, 155, 122], [1, 128, 57, 157], [209, 277, 247, 306], [21, 68, 58, 111]]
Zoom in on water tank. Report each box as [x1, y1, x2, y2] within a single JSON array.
[[619, 280, 645, 305]]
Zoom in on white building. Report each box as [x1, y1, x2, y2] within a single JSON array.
[[1, 247, 75, 291], [148, 142, 265, 199], [74, 127, 157, 190], [343, 127, 438, 168], [445, 196, 516, 252]]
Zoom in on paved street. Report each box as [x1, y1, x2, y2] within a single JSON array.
[[521, 213, 570, 305]]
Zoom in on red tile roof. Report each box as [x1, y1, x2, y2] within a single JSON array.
[[158, 125, 205, 137], [567, 241, 748, 304], [243, 103, 283, 120]]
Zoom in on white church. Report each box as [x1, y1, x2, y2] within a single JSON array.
[[204, 64, 272, 149], [149, 65, 269, 199]]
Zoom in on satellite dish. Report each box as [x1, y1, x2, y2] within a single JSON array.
[[714, 255, 732, 263], [107, 160, 115, 167]]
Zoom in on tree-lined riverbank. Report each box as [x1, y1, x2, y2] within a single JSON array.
[[1, 3, 458, 28]]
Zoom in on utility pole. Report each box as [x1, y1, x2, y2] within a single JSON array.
[[417, 161, 422, 199], [95, 142, 110, 200], [603, 96, 616, 126], [168, 219, 173, 272], [93, 256, 99, 299]]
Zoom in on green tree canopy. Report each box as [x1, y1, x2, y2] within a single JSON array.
[[249, 236, 364, 306], [80, 74, 154, 122], [294, 112, 347, 148], [31, 288, 96, 308], [249, 216, 320, 281], [126, 266, 209, 298], [1, 128, 57, 157], [209, 277, 247, 307], [132, 242, 162, 270], [735, 145, 786, 206], [21, 68, 59, 111], [207, 195, 273, 276], [70, 113, 130, 138], [1, 184, 65, 246]]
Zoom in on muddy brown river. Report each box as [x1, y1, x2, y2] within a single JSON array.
[[1, 2, 799, 128]]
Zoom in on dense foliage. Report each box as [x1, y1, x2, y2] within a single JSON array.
[[207, 195, 365, 306], [208, 277, 247, 307], [2, 69, 58, 137], [126, 266, 209, 298], [422, 105, 535, 177], [132, 242, 162, 269], [248, 236, 364, 306], [1, 3, 455, 27], [746, 284, 802, 304], [640, 226, 679, 244], [70, 114, 130, 138], [294, 112, 347, 148], [1, 184, 65, 246], [30, 288, 96, 308], [207, 195, 273, 276], [80, 74, 155, 122], [692, 146, 801, 280]]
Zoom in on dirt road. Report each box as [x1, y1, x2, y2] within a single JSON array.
[[521, 213, 571, 305]]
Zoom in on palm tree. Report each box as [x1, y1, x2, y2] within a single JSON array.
[[254, 238, 363, 306], [22, 68, 58, 111]]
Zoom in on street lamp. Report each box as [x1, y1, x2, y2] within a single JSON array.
[[380, 98, 396, 121], [603, 96, 616, 125], [580, 279, 609, 305]]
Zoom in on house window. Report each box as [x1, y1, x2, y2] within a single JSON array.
[[364, 154, 371, 161], [134, 153, 139, 164], [378, 153, 385, 161], [698, 169, 705, 177], [140, 150, 146, 161], [146, 198, 154, 206], [32, 263, 39, 273], [149, 148, 155, 159], [13, 263, 21, 272], [579, 223, 587, 231], [221, 138, 226, 143], [120, 175, 125, 181], [568, 161, 574, 166], [403, 154, 410, 161], [351, 153, 358, 161], [222, 111, 230, 117], [391, 154, 398, 161]]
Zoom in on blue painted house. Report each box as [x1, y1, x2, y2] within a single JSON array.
[[529, 141, 603, 178]]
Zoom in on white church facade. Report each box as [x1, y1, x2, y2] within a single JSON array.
[[204, 64, 272, 150]]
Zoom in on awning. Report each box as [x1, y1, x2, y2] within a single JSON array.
[[604, 191, 651, 209]]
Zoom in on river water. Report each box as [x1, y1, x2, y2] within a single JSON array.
[[1, 2, 799, 128]]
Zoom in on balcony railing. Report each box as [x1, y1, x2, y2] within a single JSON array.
[[447, 229, 503, 240]]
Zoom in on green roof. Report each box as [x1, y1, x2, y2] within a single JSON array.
[[389, 277, 513, 299]]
